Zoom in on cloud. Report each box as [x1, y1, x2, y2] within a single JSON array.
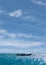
[[9, 9, 39, 22], [0, 29, 16, 39], [0, 29, 7, 34], [22, 16, 37, 22], [0, 10, 6, 14], [0, 40, 43, 48], [0, 48, 45, 53], [0, 36, 4, 39], [8, 33, 16, 38], [9, 9, 23, 17], [0, 29, 32, 39], [17, 34, 32, 38], [0, 10, 4, 13], [0, 39, 44, 53], [33, 0, 46, 6]]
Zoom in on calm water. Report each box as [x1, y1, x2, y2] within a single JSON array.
[[0, 53, 46, 65]]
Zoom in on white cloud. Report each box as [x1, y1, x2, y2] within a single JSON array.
[[0, 36, 4, 39], [9, 9, 39, 22], [0, 29, 32, 39], [0, 10, 6, 14], [33, 0, 46, 6], [22, 16, 37, 22], [0, 29, 7, 34], [0, 40, 44, 53], [7, 33, 16, 38], [0, 40, 43, 48], [17, 34, 32, 38], [0, 29, 16, 39], [0, 10, 4, 13], [9, 9, 23, 17]]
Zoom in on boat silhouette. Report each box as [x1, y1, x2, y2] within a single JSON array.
[[16, 53, 32, 56]]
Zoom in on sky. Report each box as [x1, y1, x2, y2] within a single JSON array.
[[0, 0, 46, 53]]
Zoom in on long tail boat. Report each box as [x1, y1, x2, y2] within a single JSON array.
[[16, 53, 32, 56]]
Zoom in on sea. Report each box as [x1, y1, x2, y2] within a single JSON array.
[[0, 53, 46, 65]]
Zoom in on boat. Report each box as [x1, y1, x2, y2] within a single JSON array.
[[16, 53, 32, 56]]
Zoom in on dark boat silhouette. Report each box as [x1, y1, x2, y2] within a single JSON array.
[[16, 53, 32, 56]]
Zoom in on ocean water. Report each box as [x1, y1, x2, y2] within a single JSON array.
[[0, 53, 46, 65]]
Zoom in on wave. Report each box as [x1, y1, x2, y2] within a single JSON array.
[[0, 53, 46, 65]]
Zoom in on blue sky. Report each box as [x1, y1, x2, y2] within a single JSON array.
[[0, 0, 46, 53]]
